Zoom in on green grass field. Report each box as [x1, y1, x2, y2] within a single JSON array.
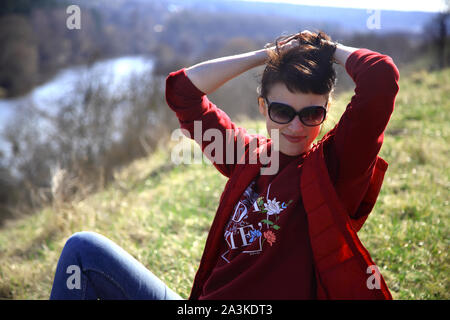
[[0, 67, 448, 300]]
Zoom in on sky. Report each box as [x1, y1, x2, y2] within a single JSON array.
[[240, 0, 448, 12]]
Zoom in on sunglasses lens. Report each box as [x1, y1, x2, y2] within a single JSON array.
[[269, 103, 295, 124], [267, 101, 326, 126], [301, 107, 326, 126]]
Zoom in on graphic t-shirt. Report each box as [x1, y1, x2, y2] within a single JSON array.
[[200, 152, 317, 299]]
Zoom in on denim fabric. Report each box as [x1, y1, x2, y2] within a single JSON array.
[[49, 231, 182, 300]]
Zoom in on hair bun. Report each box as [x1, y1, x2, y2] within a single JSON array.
[[260, 30, 336, 97]]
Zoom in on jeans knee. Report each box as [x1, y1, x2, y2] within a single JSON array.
[[64, 231, 101, 253]]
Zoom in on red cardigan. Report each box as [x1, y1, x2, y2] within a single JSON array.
[[300, 128, 392, 299]]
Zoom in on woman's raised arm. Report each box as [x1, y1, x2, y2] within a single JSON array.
[[185, 48, 270, 95], [184, 30, 349, 95], [333, 43, 359, 66]]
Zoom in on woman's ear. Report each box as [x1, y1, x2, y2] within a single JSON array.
[[326, 92, 333, 110], [258, 97, 267, 116]]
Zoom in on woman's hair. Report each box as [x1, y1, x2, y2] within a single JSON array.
[[260, 31, 337, 99]]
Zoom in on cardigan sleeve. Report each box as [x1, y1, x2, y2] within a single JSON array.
[[326, 49, 400, 218], [165, 68, 258, 178]]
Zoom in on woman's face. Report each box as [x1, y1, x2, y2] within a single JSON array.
[[259, 82, 329, 156]]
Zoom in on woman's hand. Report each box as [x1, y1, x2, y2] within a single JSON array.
[[265, 30, 310, 55], [266, 30, 358, 67], [266, 30, 333, 56]]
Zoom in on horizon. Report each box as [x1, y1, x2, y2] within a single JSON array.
[[237, 0, 447, 13]]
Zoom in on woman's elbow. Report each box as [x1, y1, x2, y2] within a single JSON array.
[[379, 55, 400, 95]]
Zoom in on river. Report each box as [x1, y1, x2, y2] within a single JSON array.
[[0, 55, 154, 159]]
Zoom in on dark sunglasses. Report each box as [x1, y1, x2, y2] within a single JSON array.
[[265, 98, 327, 126]]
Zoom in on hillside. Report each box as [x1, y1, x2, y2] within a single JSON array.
[[0, 67, 448, 300]]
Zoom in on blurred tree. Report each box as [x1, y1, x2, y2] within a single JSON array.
[[0, 15, 38, 96], [0, 0, 62, 16], [423, 2, 450, 69], [436, 3, 450, 68]]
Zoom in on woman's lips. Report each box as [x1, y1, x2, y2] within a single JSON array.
[[282, 133, 306, 143]]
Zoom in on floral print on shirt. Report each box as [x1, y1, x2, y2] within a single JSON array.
[[221, 182, 293, 263]]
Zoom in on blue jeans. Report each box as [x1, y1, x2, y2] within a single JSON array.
[[50, 231, 182, 300]]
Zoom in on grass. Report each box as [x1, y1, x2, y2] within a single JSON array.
[[0, 67, 448, 300]]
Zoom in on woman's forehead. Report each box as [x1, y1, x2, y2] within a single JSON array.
[[267, 83, 328, 108]]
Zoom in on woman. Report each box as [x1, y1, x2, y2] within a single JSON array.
[[50, 30, 399, 300]]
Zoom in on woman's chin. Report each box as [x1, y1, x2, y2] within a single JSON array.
[[279, 141, 308, 156]]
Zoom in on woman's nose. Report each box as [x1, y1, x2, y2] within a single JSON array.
[[287, 115, 305, 132]]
